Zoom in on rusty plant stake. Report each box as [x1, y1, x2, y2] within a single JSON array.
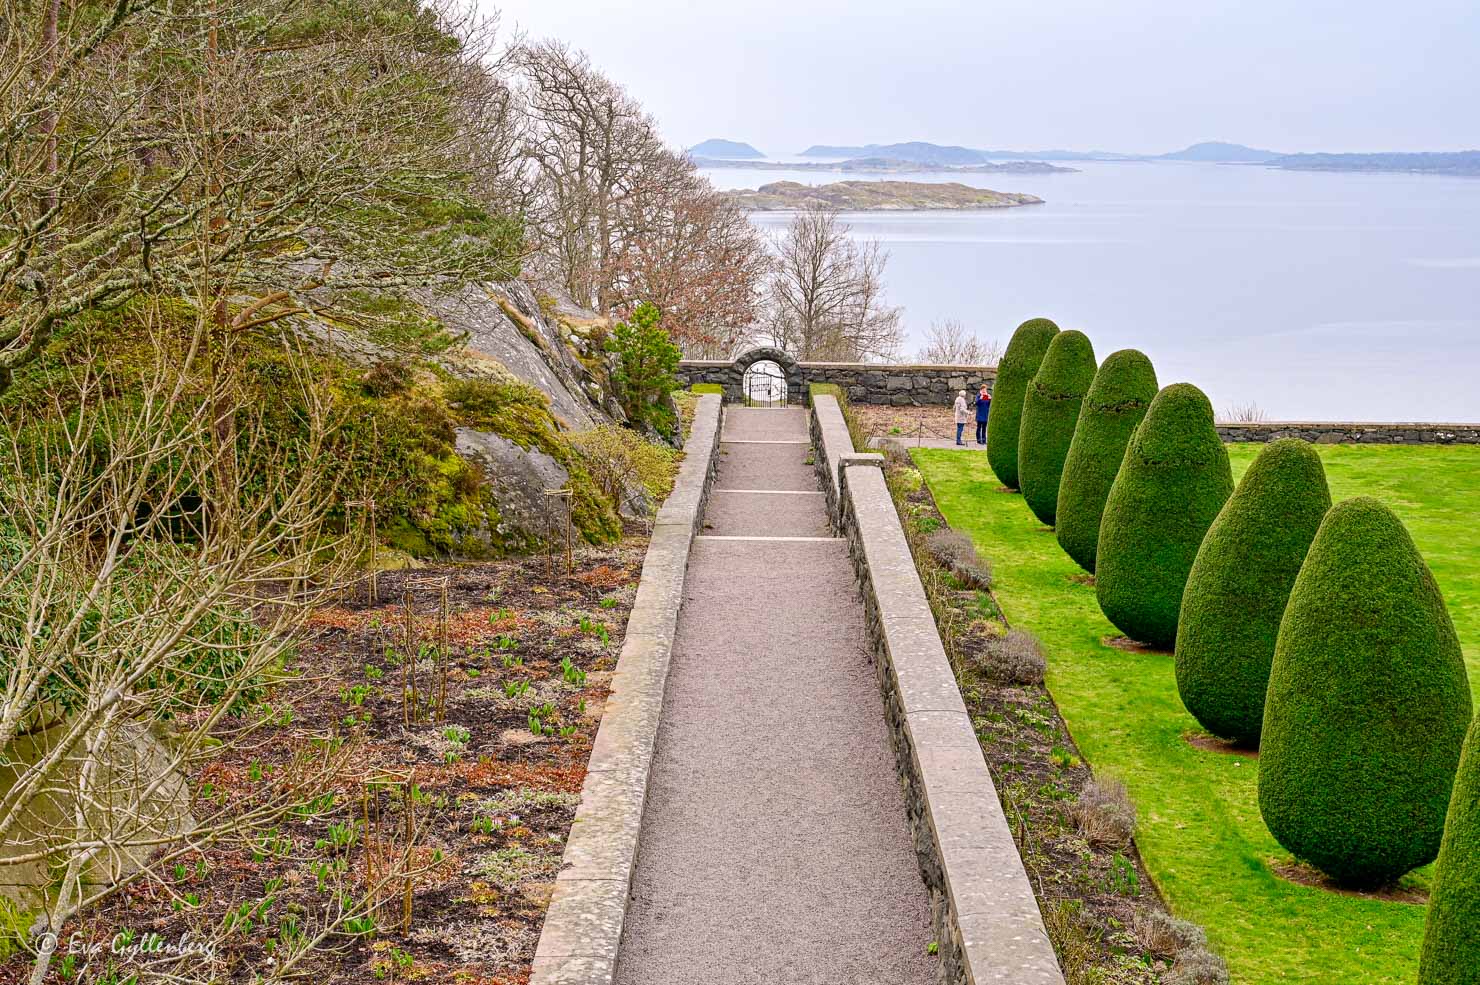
[[543, 488, 574, 577]]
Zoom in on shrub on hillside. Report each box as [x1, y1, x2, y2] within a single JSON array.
[[1259, 497, 1472, 886], [971, 628, 1045, 685], [1094, 384, 1232, 650], [1017, 330, 1097, 526], [1054, 349, 1158, 572], [1165, 948, 1230, 985], [606, 301, 681, 438], [986, 317, 1059, 490], [1419, 717, 1480, 985], [1175, 439, 1330, 746], [924, 527, 992, 590]]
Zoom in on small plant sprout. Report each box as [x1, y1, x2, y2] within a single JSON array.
[[599, 596, 619, 609], [503, 679, 531, 699], [560, 655, 587, 686]]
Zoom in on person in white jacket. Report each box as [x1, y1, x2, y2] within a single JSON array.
[[952, 390, 969, 445]]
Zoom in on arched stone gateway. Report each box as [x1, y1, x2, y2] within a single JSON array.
[[728, 347, 804, 405], [674, 349, 996, 406]]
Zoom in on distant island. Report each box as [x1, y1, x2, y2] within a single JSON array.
[[1157, 141, 1279, 162], [800, 141, 1128, 163], [1266, 151, 1480, 176], [686, 138, 764, 159], [693, 155, 1075, 175], [727, 180, 1043, 211]]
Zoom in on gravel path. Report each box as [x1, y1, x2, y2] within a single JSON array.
[[614, 408, 935, 985]]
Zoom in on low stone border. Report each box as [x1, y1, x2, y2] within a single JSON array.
[[530, 394, 723, 985], [812, 394, 1065, 985], [1218, 421, 1480, 444]]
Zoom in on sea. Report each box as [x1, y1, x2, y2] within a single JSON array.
[[698, 159, 1480, 422]]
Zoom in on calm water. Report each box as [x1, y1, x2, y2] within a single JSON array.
[[700, 161, 1480, 422]]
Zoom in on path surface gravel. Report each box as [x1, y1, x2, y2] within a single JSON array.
[[613, 408, 934, 985]]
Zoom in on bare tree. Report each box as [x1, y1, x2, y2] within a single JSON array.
[[515, 41, 768, 352], [0, 0, 523, 395], [610, 166, 769, 358], [762, 207, 903, 361], [0, 308, 369, 983], [916, 319, 1004, 365]]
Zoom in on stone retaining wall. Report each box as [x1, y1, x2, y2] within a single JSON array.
[[678, 356, 995, 407], [530, 394, 723, 985], [1218, 421, 1480, 444], [811, 394, 1065, 985]]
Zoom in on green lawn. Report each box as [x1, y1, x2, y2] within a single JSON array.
[[915, 443, 1480, 985]]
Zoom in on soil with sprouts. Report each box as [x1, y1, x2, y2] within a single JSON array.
[[6, 540, 646, 985]]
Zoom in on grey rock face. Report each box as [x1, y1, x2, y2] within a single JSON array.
[[453, 428, 571, 554], [423, 282, 603, 429]]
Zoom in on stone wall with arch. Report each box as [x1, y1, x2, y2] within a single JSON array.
[[677, 350, 997, 406]]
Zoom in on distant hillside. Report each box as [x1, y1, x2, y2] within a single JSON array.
[[727, 180, 1042, 211], [1267, 151, 1480, 176], [1158, 141, 1279, 163], [687, 138, 764, 159], [800, 142, 990, 166], [800, 140, 1131, 163], [694, 155, 1075, 175]]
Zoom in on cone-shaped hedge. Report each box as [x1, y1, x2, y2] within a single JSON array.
[[1174, 439, 1330, 746], [1018, 331, 1097, 526], [1259, 497, 1472, 886], [1055, 349, 1158, 572], [1419, 718, 1480, 985], [987, 318, 1059, 490], [1094, 383, 1232, 650]]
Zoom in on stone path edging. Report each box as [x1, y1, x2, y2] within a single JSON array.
[[812, 394, 1066, 985], [529, 394, 723, 985]]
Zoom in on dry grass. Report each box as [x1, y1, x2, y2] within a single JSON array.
[[972, 628, 1046, 685], [1070, 777, 1137, 848]]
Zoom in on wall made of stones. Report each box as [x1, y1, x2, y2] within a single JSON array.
[[1218, 422, 1480, 444], [676, 359, 996, 407]]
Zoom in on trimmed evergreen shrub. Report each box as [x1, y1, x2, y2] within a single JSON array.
[[1419, 717, 1480, 985], [1259, 497, 1472, 886], [1018, 330, 1096, 526], [1054, 349, 1158, 571], [1094, 384, 1232, 649], [1174, 439, 1330, 746], [986, 317, 1059, 489]]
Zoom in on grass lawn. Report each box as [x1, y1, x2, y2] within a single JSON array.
[[914, 443, 1480, 985]]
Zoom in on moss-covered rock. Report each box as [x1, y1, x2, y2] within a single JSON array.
[[1259, 497, 1472, 886], [1095, 384, 1232, 649], [1054, 349, 1158, 570], [1018, 330, 1096, 526], [987, 318, 1059, 490], [1174, 439, 1330, 745], [1419, 717, 1480, 984]]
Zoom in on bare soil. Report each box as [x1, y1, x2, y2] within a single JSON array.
[[1269, 861, 1427, 905], [5, 540, 648, 985]]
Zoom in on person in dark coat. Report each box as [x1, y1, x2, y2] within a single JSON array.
[[974, 385, 991, 445]]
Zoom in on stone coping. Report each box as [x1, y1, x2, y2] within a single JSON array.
[[1218, 421, 1480, 444], [680, 358, 998, 371], [811, 394, 1065, 985], [529, 394, 723, 985]]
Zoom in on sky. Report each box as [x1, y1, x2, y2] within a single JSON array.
[[478, 0, 1479, 156]]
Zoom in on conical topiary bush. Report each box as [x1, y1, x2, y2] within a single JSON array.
[[1094, 383, 1232, 650], [1055, 349, 1158, 572], [987, 318, 1059, 490], [1419, 718, 1480, 985], [1259, 497, 1473, 887], [1018, 330, 1096, 527], [1174, 439, 1331, 746]]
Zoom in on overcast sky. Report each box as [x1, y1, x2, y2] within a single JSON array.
[[480, 0, 1478, 156]]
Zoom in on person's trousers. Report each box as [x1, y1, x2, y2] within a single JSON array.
[[956, 423, 965, 444], [976, 421, 987, 444]]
